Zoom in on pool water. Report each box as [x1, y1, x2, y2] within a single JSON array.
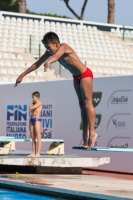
[[0, 189, 62, 200]]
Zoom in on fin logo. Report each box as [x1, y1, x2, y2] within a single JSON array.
[[7, 105, 27, 121], [80, 114, 102, 130], [92, 92, 102, 108]]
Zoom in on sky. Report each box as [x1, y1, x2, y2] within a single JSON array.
[[26, 0, 133, 27]]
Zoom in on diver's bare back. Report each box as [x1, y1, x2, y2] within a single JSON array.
[[58, 43, 86, 76], [31, 103, 42, 118]]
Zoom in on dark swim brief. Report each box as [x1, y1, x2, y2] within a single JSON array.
[[30, 118, 42, 125], [73, 67, 93, 83]]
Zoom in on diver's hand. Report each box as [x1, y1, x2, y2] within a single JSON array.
[[14, 75, 23, 87], [44, 61, 50, 72]]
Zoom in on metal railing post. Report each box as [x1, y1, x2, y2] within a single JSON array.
[[123, 25, 125, 41], [29, 35, 32, 53], [59, 64, 61, 77], [85, 60, 86, 66], [39, 43, 41, 58]]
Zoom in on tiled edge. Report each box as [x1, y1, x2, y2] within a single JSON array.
[[0, 179, 131, 200]]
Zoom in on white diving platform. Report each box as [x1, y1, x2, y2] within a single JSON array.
[[0, 136, 64, 155], [72, 146, 133, 152]]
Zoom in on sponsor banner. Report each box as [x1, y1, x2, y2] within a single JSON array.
[[107, 137, 130, 148], [107, 114, 131, 130], [92, 92, 102, 108], [95, 114, 102, 129], [6, 103, 28, 139], [80, 114, 102, 130], [40, 103, 53, 139], [1, 76, 133, 173], [111, 96, 128, 104], [93, 136, 133, 150], [107, 90, 131, 107]]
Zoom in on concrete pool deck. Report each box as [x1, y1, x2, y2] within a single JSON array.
[[0, 171, 133, 199]]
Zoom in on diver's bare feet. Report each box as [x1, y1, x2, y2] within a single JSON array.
[[27, 153, 35, 157], [81, 144, 88, 148], [88, 132, 98, 149], [32, 153, 40, 157]]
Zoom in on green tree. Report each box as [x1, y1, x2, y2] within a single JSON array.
[[26, 9, 71, 19], [0, 0, 18, 12]]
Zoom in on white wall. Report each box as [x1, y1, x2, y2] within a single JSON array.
[[1, 76, 133, 173]]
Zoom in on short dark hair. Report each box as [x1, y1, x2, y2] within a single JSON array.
[[42, 32, 60, 45], [32, 91, 40, 98]]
